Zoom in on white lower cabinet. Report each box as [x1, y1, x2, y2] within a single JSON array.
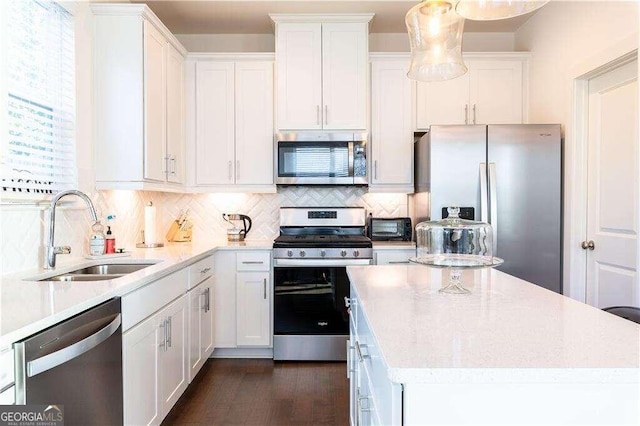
[[349, 283, 402, 426], [213, 250, 272, 349], [123, 294, 188, 426], [188, 256, 215, 382]]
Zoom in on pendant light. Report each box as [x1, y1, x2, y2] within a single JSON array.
[[455, 0, 549, 21], [406, 0, 467, 82]]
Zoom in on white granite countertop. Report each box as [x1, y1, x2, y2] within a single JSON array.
[[0, 239, 273, 347], [347, 265, 640, 384]]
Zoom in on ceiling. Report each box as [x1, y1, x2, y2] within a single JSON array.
[[131, 1, 539, 34]]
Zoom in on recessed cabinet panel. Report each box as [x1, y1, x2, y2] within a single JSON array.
[[416, 73, 470, 129], [195, 62, 235, 185], [370, 60, 413, 190], [166, 43, 185, 184], [322, 23, 368, 130], [276, 23, 323, 129], [235, 62, 274, 185], [469, 60, 523, 124], [236, 271, 271, 347], [143, 20, 167, 182]]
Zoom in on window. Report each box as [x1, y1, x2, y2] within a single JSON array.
[[1, 0, 76, 199]]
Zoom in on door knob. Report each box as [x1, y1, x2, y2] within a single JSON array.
[[581, 240, 595, 250]]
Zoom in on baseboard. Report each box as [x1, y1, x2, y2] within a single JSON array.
[[209, 347, 274, 359]]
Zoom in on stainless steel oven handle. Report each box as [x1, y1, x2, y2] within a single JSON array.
[[26, 314, 121, 377], [273, 258, 372, 267]]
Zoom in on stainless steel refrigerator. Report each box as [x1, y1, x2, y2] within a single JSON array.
[[412, 124, 562, 293]]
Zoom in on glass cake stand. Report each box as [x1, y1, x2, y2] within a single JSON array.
[[410, 207, 503, 294]]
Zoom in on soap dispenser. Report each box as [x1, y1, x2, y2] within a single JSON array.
[[89, 221, 106, 256]]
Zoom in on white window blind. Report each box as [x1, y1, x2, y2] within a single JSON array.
[[2, 0, 76, 198]]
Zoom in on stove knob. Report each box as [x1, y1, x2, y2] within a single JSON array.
[[287, 250, 293, 258], [299, 250, 306, 258], [320, 250, 326, 258], [340, 250, 347, 258], [353, 250, 360, 258]]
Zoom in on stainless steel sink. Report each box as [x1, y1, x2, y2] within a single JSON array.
[[37, 263, 156, 282], [66, 263, 155, 275]]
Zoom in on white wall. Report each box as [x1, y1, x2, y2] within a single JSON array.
[[514, 0, 639, 300]]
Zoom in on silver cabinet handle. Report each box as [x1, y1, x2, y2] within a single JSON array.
[[489, 163, 497, 254], [236, 160, 240, 180], [170, 156, 177, 175], [167, 316, 172, 349], [388, 261, 410, 264], [473, 104, 477, 124], [207, 287, 211, 312], [344, 296, 351, 308], [465, 104, 468, 125], [316, 105, 320, 125], [200, 267, 211, 275], [374, 160, 378, 180], [163, 156, 169, 174], [27, 314, 121, 377], [324, 105, 328, 125], [581, 240, 595, 250], [159, 319, 167, 352], [242, 261, 264, 265], [228, 161, 232, 181], [263, 278, 267, 300]]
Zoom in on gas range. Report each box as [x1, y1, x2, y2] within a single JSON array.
[[272, 207, 373, 263]]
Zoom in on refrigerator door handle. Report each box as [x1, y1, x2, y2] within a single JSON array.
[[479, 163, 488, 223], [489, 163, 498, 254]]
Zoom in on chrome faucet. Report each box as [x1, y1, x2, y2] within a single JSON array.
[[46, 190, 98, 269]]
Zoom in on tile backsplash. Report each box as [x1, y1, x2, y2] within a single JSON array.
[[0, 187, 407, 275]]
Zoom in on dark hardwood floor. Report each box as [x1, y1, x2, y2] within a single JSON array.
[[162, 359, 350, 426]]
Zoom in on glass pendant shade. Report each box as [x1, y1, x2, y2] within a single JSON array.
[[406, 0, 467, 82], [455, 0, 549, 21]]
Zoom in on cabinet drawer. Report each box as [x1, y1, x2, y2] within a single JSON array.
[[122, 268, 189, 332], [236, 252, 271, 271], [188, 255, 215, 290], [374, 249, 415, 265]]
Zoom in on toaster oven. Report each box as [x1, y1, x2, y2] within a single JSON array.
[[366, 217, 412, 241]]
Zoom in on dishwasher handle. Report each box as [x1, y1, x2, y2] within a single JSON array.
[[26, 313, 121, 378]]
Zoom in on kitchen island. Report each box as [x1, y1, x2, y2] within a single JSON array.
[[346, 265, 640, 425]]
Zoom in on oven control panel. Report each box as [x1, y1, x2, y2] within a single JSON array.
[[274, 247, 373, 260]]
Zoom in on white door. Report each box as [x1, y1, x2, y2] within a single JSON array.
[[322, 23, 368, 130], [586, 60, 638, 308], [415, 73, 470, 129], [469, 59, 523, 125], [166, 43, 184, 184], [158, 295, 188, 417], [235, 61, 274, 185], [370, 60, 413, 186], [236, 271, 270, 346], [195, 61, 235, 185], [143, 20, 167, 182], [123, 313, 161, 426], [276, 23, 322, 130]]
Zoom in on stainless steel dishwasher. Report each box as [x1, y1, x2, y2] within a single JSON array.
[[14, 298, 123, 425]]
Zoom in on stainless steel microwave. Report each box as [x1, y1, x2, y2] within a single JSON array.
[[276, 132, 368, 185]]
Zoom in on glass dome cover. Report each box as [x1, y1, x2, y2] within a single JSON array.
[[413, 206, 502, 267], [410, 207, 503, 294]]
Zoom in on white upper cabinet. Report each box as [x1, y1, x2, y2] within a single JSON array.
[[275, 23, 323, 130], [272, 15, 373, 131], [416, 54, 528, 129], [370, 57, 414, 193], [92, 4, 187, 191], [192, 57, 274, 192]]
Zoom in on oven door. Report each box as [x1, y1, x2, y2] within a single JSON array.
[[273, 260, 369, 361]]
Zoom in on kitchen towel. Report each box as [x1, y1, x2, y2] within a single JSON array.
[[144, 203, 157, 244]]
